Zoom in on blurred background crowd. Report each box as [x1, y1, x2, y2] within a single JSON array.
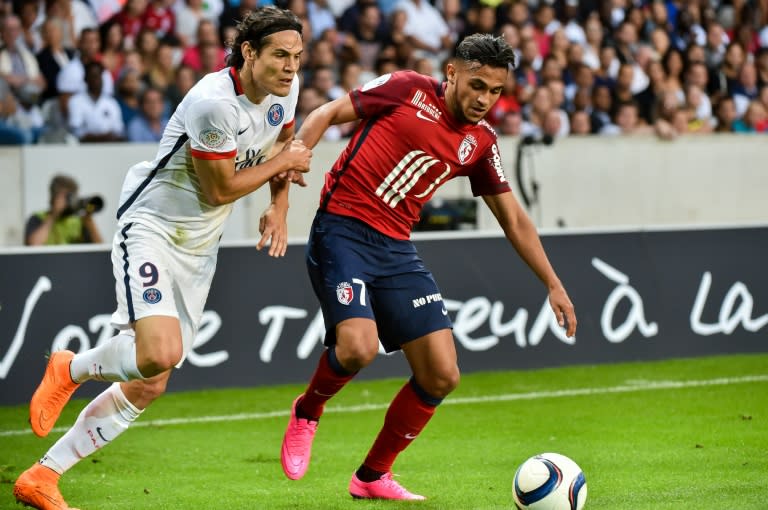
[[0, 0, 767, 145]]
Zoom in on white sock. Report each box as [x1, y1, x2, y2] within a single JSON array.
[[40, 383, 142, 474], [70, 333, 145, 383]]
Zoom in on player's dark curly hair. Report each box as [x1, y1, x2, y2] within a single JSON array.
[[226, 6, 303, 69], [455, 33, 518, 71]]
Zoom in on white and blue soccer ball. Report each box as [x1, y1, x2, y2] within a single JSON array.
[[512, 452, 587, 510]]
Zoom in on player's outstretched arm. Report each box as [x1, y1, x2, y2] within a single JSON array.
[[295, 94, 359, 149], [483, 192, 577, 337], [257, 126, 298, 257], [192, 140, 311, 206]]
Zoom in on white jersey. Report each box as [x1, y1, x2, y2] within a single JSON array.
[[116, 67, 298, 254]]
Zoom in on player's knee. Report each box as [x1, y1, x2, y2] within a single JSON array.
[[424, 366, 460, 398], [137, 338, 183, 377], [336, 339, 378, 371]]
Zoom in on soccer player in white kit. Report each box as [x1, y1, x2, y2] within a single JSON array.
[[14, 7, 311, 510]]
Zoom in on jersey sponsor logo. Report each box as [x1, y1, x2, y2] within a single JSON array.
[[458, 134, 478, 164], [375, 150, 451, 208], [411, 90, 442, 121], [267, 104, 284, 126], [199, 127, 227, 149], [490, 143, 507, 182], [361, 73, 391, 91], [336, 282, 353, 305], [143, 288, 162, 304], [236, 147, 266, 170], [412, 292, 443, 308]]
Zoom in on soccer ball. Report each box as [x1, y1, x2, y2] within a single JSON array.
[[512, 452, 587, 510]]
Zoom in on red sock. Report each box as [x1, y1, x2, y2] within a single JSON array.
[[363, 380, 438, 473], [298, 349, 355, 420]]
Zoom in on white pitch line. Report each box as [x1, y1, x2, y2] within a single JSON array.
[[2, 374, 766, 437]]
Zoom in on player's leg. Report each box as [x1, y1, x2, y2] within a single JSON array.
[[348, 257, 454, 500], [349, 329, 457, 501], [14, 372, 171, 510], [28, 225, 182, 438], [282, 212, 380, 480]]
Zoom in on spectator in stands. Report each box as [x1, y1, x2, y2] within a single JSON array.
[[590, 83, 613, 133], [57, 27, 115, 97], [126, 86, 167, 142], [180, 19, 226, 74], [135, 27, 160, 72], [25, 174, 103, 245], [164, 63, 195, 113], [582, 15, 604, 70], [394, 0, 452, 71], [343, 1, 390, 75], [115, 66, 143, 126], [99, 20, 126, 81], [106, 0, 148, 51], [713, 96, 737, 133], [143, 0, 175, 39], [36, 17, 76, 103], [68, 60, 125, 142], [569, 110, 591, 135], [732, 60, 759, 117], [733, 100, 768, 133], [16, 0, 43, 53], [521, 86, 553, 138], [0, 15, 46, 105], [0, 77, 33, 144], [146, 39, 176, 93], [498, 110, 522, 136], [661, 48, 685, 101], [175, 0, 207, 48]]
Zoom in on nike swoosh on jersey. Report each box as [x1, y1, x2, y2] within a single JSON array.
[[416, 110, 438, 123], [237, 125, 250, 135]]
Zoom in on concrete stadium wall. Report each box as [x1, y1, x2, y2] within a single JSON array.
[[2, 134, 766, 246]]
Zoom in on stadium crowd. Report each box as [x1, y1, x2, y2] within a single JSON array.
[[0, 0, 767, 144]]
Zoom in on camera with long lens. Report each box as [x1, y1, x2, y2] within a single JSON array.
[[61, 193, 104, 217]]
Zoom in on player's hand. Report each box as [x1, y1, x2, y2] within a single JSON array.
[[273, 170, 307, 187], [281, 140, 312, 173], [256, 203, 289, 257], [548, 285, 576, 337]]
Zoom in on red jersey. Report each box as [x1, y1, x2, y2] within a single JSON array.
[[320, 71, 511, 240]]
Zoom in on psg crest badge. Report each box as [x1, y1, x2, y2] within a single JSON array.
[[267, 104, 284, 126], [336, 282, 353, 305], [143, 288, 162, 304]]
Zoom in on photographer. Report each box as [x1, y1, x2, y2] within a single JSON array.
[[24, 174, 104, 246]]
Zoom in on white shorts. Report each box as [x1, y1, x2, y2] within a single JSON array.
[[110, 222, 217, 364]]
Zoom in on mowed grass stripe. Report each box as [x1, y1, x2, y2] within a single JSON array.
[[3, 373, 765, 437]]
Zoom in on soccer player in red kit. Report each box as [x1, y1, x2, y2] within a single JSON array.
[[280, 33, 577, 500]]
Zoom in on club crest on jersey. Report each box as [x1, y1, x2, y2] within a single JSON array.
[[199, 127, 226, 149], [143, 288, 162, 304], [458, 134, 478, 164], [336, 282, 353, 305], [267, 104, 284, 126]]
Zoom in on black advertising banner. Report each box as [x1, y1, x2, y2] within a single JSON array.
[[1, 227, 766, 405]]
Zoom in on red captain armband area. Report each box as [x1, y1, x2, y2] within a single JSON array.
[[282, 119, 295, 130], [190, 148, 237, 160]]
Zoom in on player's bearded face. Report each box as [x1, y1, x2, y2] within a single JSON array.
[[248, 30, 303, 98], [449, 62, 507, 124]]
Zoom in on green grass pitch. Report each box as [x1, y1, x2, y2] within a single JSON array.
[[1, 353, 766, 509]]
